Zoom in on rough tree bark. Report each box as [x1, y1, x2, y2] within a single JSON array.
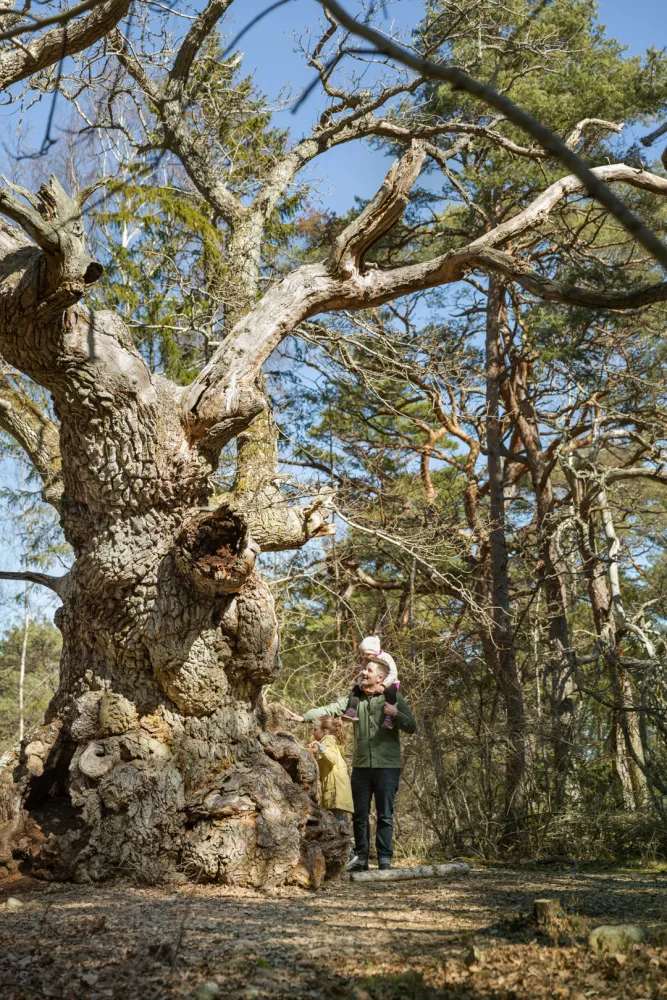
[[0, 179, 346, 887], [484, 277, 528, 838], [0, 143, 430, 886], [503, 357, 576, 807]]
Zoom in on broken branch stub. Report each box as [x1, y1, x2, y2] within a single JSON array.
[[0, 175, 102, 315], [534, 898, 561, 927], [328, 140, 426, 278]]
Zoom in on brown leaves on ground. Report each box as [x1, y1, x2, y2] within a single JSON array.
[[0, 865, 666, 999]]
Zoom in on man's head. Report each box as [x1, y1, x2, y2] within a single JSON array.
[[361, 657, 390, 690]]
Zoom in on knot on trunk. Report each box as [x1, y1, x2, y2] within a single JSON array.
[[78, 741, 118, 780], [174, 506, 259, 596]]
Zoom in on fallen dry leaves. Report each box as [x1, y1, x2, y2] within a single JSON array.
[[0, 865, 665, 999]]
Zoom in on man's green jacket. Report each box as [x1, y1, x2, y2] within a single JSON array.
[[303, 691, 416, 769]]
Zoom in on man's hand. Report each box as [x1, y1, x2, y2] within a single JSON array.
[[383, 703, 398, 717], [285, 710, 304, 722]]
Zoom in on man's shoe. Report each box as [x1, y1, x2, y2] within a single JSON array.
[[381, 716, 393, 729], [378, 862, 391, 870], [346, 855, 369, 873], [342, 706, 359, 722]]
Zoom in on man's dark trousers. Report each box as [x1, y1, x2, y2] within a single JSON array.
[[351, 767, 401, 864]]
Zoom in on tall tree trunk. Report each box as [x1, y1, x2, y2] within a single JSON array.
[[0, 185, 345, 887], [485, 277, 527, 840], [506, 360, 575, 808], [567, 469, 647, 810]]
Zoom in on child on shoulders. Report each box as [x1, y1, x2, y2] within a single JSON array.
[[342, 635, 400, 730]]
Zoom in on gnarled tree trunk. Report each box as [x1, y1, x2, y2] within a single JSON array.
[[0, 180, 346, 887]]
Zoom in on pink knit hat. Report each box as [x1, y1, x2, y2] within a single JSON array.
[[359, 636, 397, 675]]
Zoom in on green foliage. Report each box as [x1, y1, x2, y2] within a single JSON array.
[[0, 618, 61, 754], [89, 34, 307, 382]]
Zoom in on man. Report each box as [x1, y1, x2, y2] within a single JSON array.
[[289, 658, 416, 872]]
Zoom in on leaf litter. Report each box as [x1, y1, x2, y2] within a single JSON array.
[[0, 865, 665, 999]]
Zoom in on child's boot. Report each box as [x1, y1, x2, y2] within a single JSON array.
[[382, 715, 393, 729], [342, 706, 359, 722]]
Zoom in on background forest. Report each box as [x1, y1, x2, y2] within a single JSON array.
[[1, 0, 667, 865]]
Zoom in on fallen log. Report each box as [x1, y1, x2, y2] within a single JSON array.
[[349, 862, 470, 883]]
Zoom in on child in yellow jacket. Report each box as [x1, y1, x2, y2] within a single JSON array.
[[308, 716, 353, 831]]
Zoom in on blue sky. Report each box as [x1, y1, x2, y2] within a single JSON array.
[[233, 0, 664, 211], [2, 1, 661, 212], [596, 0, 657, 53]]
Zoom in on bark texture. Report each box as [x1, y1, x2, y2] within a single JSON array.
[[485, 278, 528, 838], [0, 182, 345, 887]]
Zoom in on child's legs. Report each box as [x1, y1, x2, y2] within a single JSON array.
[[384, 683, 398, 706], [331, 808, 351, 836]]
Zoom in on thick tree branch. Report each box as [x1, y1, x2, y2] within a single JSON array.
[[181, 158, 667, 445], [0, 177, 70, 254], [0, 0, 131, 92], [0, 570, 67, 596], [328, 140, 426, 275], [0, 371, 62, 508], [182, 141, 427, 433], [564, 118, 623, 150], [468, 163, 667, 251], [373, 117, 623, 161], [167, 0, 236, 99], [110, 27, 246, 229], [640, 120, 667, 147], [459, 248, 667, 310], [0, 175, 103, 321]]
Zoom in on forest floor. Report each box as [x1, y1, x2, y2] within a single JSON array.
[[0, 862, 666, 1000]]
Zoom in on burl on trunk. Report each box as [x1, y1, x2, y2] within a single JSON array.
[[0, 178, 345, 887]]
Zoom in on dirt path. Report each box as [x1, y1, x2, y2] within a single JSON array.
[[1, 865, 666, 999]]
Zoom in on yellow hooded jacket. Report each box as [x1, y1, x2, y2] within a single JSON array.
[[314, 734, 354, 813]]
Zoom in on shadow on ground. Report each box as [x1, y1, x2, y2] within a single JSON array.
[[0, 865, 665, 999]]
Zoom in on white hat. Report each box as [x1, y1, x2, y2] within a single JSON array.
[[359, 636, 382, 655]]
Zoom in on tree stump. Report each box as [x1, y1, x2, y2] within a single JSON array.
[[534, 898, 561, 927]]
